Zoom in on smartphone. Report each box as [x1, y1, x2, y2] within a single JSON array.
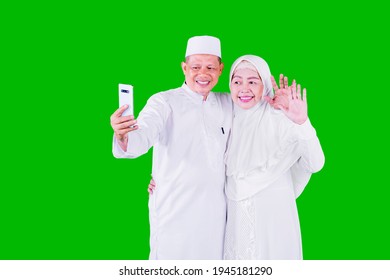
[[118, 83, 133, 117]]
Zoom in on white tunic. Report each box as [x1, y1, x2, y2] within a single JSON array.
[[224, 54, 324, 260], [113, 84, 233, 259], [224, 113, 325, 260]]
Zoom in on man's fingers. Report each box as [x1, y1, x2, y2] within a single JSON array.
[[303, 88, 307, 102], [111, 115, 134, 127], [117, 119, 137, 129], [113, 105, 129, 118], [148, 177, 156, 195], [117, 126, 138, 135], [117, 115, 134, 123]]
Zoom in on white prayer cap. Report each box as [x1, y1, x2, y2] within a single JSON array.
[[185, 35, 221, 58]]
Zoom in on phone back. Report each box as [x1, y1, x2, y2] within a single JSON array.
[[118, 84, 133, 116]]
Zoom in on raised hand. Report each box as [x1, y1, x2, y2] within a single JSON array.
[[279, 80, 308, 125], [110, 105, 138, 151], [264, 74, 290, 110]]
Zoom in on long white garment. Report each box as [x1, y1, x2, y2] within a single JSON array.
[[224, 116, 324, 260], [113, 84, 233, 260], [224, 173, 302, 260], [224, 55, 325, 260]]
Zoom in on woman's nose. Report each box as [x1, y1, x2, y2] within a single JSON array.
[[242, 82, 250, 91]]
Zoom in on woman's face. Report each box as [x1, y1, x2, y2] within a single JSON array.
[[230, 67, 264, 110], [181, 54, 223, 96]]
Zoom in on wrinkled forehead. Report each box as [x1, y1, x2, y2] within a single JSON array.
[[185, 54, 221, 64]]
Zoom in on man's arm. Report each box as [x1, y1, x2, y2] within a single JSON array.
[[110, 105, 138, 153], [111, 93, 171, 159]]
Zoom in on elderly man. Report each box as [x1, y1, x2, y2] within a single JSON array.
[[110, 36, 232, 259]]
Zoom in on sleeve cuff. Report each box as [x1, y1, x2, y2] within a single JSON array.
[[112, 135, 128, 158], [295, 118, 317, 140]]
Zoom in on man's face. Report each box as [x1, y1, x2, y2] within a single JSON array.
[[230, 68, 264, 110], [181, 54, 224, 95]]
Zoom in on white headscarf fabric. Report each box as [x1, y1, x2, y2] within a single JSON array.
[[225, 55, 311, 201], [229, 55, 274, 101]]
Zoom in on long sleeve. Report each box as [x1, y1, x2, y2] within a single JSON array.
[[290, 118, 325, 198], [112, 93, 171, 159], [295, 118, 325, 173]]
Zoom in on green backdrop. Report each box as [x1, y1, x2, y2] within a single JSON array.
[[1, 1, 389, 260]]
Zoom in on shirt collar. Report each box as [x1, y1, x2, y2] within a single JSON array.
[[181, 82, 216, 103]]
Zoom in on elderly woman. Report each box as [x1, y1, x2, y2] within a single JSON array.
[[223, 55, 325, 260]]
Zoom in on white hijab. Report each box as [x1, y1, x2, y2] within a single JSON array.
[[225, 55, 311, 201]]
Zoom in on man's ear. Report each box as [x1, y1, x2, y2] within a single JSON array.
[[181, 61, 187, 75], [219, 62, 224, 75]]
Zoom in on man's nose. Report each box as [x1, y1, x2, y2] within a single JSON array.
[[199, 67, 208, 74]]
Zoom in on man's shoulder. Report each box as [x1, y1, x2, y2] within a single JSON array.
[[212, 91, 233, 107], [150, 87, 182, 101], [147, 87, 181, 103]]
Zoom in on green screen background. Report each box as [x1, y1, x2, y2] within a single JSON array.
[[1, 1, 389, 260]]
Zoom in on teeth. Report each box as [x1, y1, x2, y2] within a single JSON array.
[[197, 81, 209, 85], [239, 96, 253, 100]]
